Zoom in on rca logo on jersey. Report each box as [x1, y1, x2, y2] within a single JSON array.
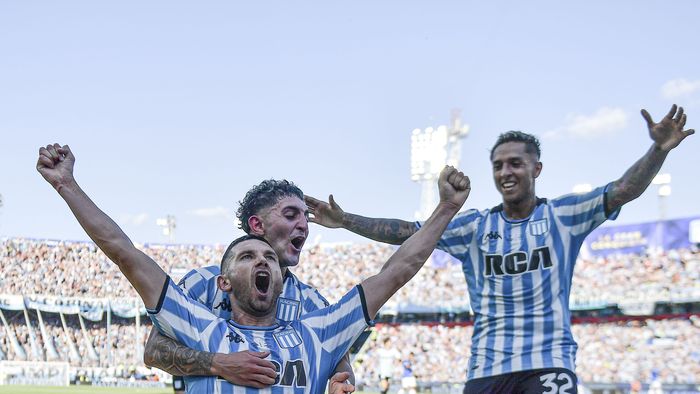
[[484, 246, 552, 277], [271, 359, 307, 387]]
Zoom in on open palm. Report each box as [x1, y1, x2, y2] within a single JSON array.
[[642, 104, 695, 152]]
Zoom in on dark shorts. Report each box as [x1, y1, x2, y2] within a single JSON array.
[[463, 368, 577, 394]]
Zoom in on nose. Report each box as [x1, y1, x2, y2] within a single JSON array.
[[497, 164, 513, 178], [255, 256, 270, 267], [297, 216, 309, 233]]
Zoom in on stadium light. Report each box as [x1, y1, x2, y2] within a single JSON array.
[[156, 215, 176, 242], [652, 173, 671, 185], [572, 183, 593, 194], [652, 173, 671, 220], [410, 110, 470, 220]]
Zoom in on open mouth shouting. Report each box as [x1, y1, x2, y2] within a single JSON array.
[[254, 270, 271, 297], [290, 235, 306, 252]]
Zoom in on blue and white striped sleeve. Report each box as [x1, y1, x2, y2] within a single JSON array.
[[551, 183, 621, 236], [299, 283, 330, 313], [301, 285, 371, 364], [148, 277, 220, 352], [177, 265, 220, 309], [416, 208, 481, 261]]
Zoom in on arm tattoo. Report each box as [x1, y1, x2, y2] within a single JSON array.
[[145, 330, 214, 376], [343, 214, 417, 245], [608, 146, 668, 211]]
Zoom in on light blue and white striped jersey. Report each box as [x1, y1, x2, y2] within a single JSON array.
[[175, 265, 330, 392], [149, 278, 371, 394], [417, 185, 619, 380]]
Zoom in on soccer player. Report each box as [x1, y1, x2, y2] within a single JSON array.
[[36, 144, 470, 393], [305, 105, 694, 393], [142, 180, 354, 392]]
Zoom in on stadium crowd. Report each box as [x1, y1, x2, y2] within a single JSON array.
[[355, 319, 700, 388], [3, 238, 699, 307], [1, 237, 699, 386]]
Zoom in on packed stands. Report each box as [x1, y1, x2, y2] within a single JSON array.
[[1, 237, 698, 389]]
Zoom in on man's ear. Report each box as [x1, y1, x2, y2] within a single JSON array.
[[534, 161, 543, 178], [217, 274, 232, 292], [248, 215, 265, 236]]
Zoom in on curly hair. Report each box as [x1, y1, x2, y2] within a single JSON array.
[[490, 130, 541, 160], [236, 179, 304, 234]]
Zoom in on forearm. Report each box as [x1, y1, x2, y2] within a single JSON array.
[[341, 213, 416, 245], [57, 180, 136, 263], [363, 202, 458, 315], [56, 180, 165, 307], [388, 202, 458, 276], [607, 144, 669, 212], [144, 328, 215, 376]]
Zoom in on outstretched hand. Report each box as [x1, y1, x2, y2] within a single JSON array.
[[641, 104, 695, 152], [305, 194, 345, 228], [438, 165, 471, 211], [36, 143, 76, 190]]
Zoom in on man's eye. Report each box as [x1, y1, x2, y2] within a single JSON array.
[[266, 255, 277, 262]]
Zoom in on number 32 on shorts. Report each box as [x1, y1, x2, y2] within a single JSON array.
[[539, 372, 574, 394]]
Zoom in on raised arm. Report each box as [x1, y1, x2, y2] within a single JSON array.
[[360, 166, 470, 317], [39, 144, 279, 387], [305, 194, 417, 245], [36, 144, 165, 308], [606, 105, 694, 213]]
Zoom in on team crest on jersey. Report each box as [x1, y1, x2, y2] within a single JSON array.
[[273, 327, 302, 349], [276, 298, 300, 322], [529, 219, 549, 236]]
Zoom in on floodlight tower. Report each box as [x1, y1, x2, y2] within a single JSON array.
[[652, 173, 671, 221], [410, 110, 470, 220], [156, 215, 176, 242]]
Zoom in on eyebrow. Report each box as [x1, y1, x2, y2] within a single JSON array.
[[282, 205, 310, 215], [235, 245, 272, 257]]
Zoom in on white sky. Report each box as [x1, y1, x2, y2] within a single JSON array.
[[1, 1, 699, 246]]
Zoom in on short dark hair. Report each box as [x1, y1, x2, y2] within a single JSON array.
[[236, 180, 304, 234], [220, 234, 272, 272], [490, 131, 541, 160]]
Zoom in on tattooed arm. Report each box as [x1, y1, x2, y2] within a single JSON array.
[[606, 105, 694, 213], [144, 328, 277, 388], [305, 195, 417, 245], [144, 328, 214, 376]]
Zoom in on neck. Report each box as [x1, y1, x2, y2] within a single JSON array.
[[230, 299, 277, 326], [503, 195, 537, 220]]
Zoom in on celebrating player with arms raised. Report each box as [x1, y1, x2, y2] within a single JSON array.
[[306, 105, 694, 393], [37, 143, 470, 393]]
